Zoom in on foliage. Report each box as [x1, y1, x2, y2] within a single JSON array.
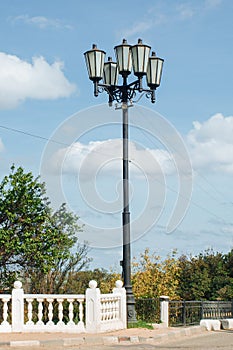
[[131, 248, 181, 299], [135, 297, 160, 323], [127, 320, 153, 329], [1, 165, 233, 300], [62, 268, 121, 294], [0, 165, 91, 293], [177, 249, 231, 300], [216, 249, 233, 299], [131, 247, 233, 301]]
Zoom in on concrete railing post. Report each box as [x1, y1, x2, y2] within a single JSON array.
[[160, 295, 169, 327], [113, 280, 127, 328], [12, 281, 24, 332], [85, 280, 101, 333]]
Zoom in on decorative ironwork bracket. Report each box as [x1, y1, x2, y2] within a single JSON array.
[[97, 79, 156, 105]]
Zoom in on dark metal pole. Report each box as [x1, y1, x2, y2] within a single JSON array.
[[121, 85, 137, 323], [85, 39, 163, 326]]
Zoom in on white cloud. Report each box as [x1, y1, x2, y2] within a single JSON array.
[[48, 113, 233, 178], [11, 15, 72, 30], [51, 139, 175, 178], [118, 1, 222, 40], [118, 21, 153, 41], [204, 0, 223, 9], [187, 113, 233, 173], [117, 15, 166, 40], [176, 3, 196, 20], [0, 138, 4, 152], [174, 0, 222, 21], [0, 53, 76, 109]]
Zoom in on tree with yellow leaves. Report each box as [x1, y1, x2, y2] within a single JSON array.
[[131, 248, 181, 300]]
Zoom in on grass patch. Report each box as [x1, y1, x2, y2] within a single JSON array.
[[128, 320, 154, 329]]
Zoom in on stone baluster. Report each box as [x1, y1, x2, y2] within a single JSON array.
[[105, 299, 108, 320], [67, 298, 74, 326], [115, 298, 119, 319], [36, 298, 44, 325], [111, 299, 114, 319], [1, 297, 11, 326], [78, 299, 85, 329], [113, 299, 116, 320], [57, 298, 65, 326], [102, 299, 106, 320], [26, 298, 34, 325], [107, 300, 110, 320], [46, 298, 54, 326]]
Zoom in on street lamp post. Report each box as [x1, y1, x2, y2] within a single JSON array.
[[84, 39, 164, 324]]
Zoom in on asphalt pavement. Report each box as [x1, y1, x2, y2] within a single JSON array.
[[0, 325, 209, 348], [1, 331, 233, 350]]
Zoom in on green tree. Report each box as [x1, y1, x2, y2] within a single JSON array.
[[219, 249, 233, 299], [178, 250, 229, 300], [0, 165, 91, 293], [178, 254, 211, 300], [63, 268, 121, 294]]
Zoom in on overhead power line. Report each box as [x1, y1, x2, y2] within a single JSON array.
[[0, 125, 68, 146], [1, 121, 232, 226]]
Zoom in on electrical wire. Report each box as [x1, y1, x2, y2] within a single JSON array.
[[0, 125, 68, 146], [1, 119, 232, 226]]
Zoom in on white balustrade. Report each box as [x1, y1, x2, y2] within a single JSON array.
[[0, 280, 126, 333], [100, 295, 121, 322], [22, 295, 86, 332]]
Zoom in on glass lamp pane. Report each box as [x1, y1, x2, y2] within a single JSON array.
[[114, 39, 132, 75], [111, 63, 119, 85], [84, 45, 106, 81], [155, 59, 164, 85], [95, 51, 104, 78], [103, 58, 119, 85], [147, 53, 164, 88], [131, 39, 151, 76], [84, 50, 94, 78]]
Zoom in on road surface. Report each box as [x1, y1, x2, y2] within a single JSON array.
[[2, 330, 233, 349]]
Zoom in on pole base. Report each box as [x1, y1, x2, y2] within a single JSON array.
[[125, 286, 137, 324]]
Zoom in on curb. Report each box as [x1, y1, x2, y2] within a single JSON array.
[[0, 326, 208, 347]]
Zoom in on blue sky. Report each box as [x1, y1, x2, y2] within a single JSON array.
[[0, 0, 233, 270]]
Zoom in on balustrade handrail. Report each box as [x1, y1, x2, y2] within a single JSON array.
[[24, 293, 85, 300], [100, 294, 121, 299], [0, 295, 11, 299]]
